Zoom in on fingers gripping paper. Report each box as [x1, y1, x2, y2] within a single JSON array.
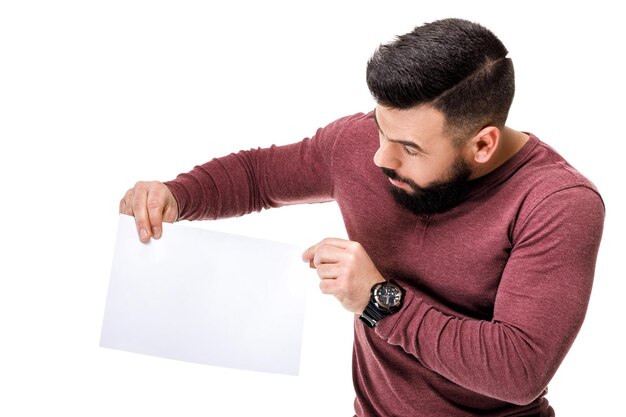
[[100, 215, 307, 375]]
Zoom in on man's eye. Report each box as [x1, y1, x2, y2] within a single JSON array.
[[404, 146, 419, 156]]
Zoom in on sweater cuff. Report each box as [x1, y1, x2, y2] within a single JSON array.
[[374, 288, 429, 342]]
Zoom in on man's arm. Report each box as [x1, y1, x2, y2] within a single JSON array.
[[374, 186, 604, 404], [119, 114, 356, 240], [164, 136, 336, 222]]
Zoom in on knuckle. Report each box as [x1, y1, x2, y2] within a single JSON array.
[[119, 199, 128, 214], [345, 252, 356, 263], [121, 190, 133, 204], [351, 241, 363, 252], [131, 196, 143, 210], [146, 199, 163, 211]]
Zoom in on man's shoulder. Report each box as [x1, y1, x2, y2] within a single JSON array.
[[521, 136, 601, 199], [324, 111, 375, 136], [313, 111, 378, 158], [508, 135, 604, 228]]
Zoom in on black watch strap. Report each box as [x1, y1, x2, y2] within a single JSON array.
[[359, 301, 385, 328]]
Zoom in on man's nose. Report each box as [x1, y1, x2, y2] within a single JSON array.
[[374, 140, 401, 170]]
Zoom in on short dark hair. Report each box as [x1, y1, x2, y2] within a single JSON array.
[[366, 18, 515, 142]]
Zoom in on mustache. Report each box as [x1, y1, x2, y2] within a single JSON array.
[[381, 168, 415, 187]]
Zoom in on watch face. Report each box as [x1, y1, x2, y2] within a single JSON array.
[[374, 284, 402, 309]]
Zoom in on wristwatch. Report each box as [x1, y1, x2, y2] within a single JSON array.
[[359, 280, 405, 328]]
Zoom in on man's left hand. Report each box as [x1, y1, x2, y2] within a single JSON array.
[[302, 238, 385, 314]]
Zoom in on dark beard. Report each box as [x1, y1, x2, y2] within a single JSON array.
[[381, 157, 472, 216]]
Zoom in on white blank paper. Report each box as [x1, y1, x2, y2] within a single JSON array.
[[100, 214, 307, 375]]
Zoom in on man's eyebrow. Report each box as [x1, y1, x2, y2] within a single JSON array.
[[373, 108, 427, 154]]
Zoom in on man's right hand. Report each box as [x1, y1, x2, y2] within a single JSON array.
[[119, 181, 179, 242]]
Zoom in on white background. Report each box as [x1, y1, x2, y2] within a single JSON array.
[[1, 1, 624, 415]]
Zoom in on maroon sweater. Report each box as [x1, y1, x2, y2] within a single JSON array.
[[165, 112, 604, 416]]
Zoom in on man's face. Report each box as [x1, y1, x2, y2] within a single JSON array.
[[373, 105, 474, 216]]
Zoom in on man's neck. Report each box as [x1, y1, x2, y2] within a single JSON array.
[[472, 127, 529, 179], [499, 126, 530, 163]]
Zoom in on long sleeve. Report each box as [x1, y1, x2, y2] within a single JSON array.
[[374, 186, 605, 405], [163, 115, 359, 221]]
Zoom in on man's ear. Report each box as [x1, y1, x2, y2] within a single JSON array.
[[469, 126, 500, 164]]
